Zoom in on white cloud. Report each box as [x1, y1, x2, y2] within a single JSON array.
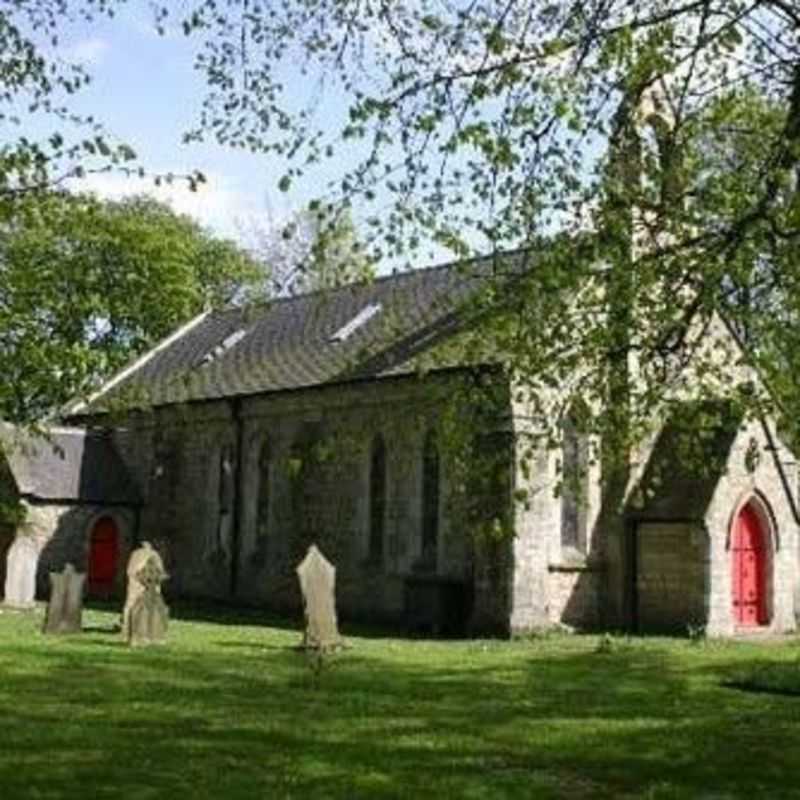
[[69, 170, 261, 242], [62, 37, 110, 67]]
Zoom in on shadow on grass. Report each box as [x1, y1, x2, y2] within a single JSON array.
[[168, 600, 300, 629], [167, 599, 486, 642], [719, 657, 800, 698], [721, 680, 800, 697], [216, 640, 299, 652], [1, 618, 799, 799], [81, 622, 121, 634]]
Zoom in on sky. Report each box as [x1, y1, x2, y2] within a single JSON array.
[[19, 2, 568, 268], [40, 5, 329, 245]]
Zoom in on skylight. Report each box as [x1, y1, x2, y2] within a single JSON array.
[[329, 303, 382, 343], [198, 329, 247, 366]]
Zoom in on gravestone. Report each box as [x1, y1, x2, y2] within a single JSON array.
[[122, 541, 169, 646], [3, 536, 39, 609], [296, 544, 341, 650], [43, 563, 86, 634]]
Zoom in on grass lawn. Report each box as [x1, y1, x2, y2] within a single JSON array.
[[0, 606, 798, 799]]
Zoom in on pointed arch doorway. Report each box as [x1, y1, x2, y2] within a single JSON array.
[[731, 502, 768, 627], [88, 515, 119, 596]]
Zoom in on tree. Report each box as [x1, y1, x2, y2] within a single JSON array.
[[0, 193, 263, 422], [0, 1, 214, 423], [172, 0, 800, 447], [6, 1, 800, 446], [0, 1, 123, 200], [246, 207, 374, 296], [0, 1, 204, 204]]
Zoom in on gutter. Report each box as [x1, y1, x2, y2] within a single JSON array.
[[63, 310, 211, 417], [21, 494, 142, 508]]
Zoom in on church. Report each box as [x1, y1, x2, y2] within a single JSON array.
[[1, 253, 798, 636]]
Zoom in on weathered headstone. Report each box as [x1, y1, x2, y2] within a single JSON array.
[[43, 563, 86, 634], [3, 536, 39, 609], [122, 541, 169, 646], [296, 544, 341, 650]]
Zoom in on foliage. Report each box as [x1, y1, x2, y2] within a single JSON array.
[[0, 1, 205, 202], [246, 207, 374, 296], [170, 0, 800, 451], [6, 0, 800, 452], [0, 0, 133, 200], [0, 1, 220, 425], [0, 459, 25, 530], [0, 608, 799, 798], [0, 192, 263, 422]]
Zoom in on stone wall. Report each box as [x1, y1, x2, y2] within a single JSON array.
[[1, 501, 136, 600], [507, 386, 607, 634], [547, 565, 603, 628], [703, 420, 798, 636], [100, 369, 799, 637], [636, 522, 706, 632], [624, 417, 798, 636], [110, 373, 516, 632]]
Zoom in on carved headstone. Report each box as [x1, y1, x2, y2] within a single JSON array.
[[122, 542, 169, 646], [296, 544, 341, 650], [3, 536, 39, 609], [43, 563, 85, 634]]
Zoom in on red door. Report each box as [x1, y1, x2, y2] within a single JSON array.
[[89, 516, 119, 595], [732, 504, 767, 626]]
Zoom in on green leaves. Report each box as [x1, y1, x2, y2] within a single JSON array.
[[4, 0, 799, 452], [0, 193, 263, 422]]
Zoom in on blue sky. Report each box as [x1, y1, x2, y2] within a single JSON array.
[[22, 3, 563, 268], [44, 5, 329, 244]]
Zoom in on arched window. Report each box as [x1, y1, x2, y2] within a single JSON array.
[[369, 434, 387, 562], [219, 446, 235, 515], [560, 404, 589, 554], [213, 445, 235, 561], [421, 430, 440, 568], [151, 430, 181, 503], [256, 439, 272, 541], [289, 423, 323, 553]]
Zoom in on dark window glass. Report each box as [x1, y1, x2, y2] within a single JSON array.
[[421, 430, 440, 567], [561, 407, 588, 552], [369, 435, 386, 561], [257, 440, 271, 539]]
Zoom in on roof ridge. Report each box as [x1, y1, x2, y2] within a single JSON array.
[[208, 247, 529, 320], [67, 245, 537, 415]]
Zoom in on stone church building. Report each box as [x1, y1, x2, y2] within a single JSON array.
[[1, 256, 798, 636]]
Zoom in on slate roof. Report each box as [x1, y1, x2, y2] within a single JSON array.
[[75, 253, 525, 412], [0, 424, 140, 504]]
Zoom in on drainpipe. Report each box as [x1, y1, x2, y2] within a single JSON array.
[[229, 397, 245, 599]]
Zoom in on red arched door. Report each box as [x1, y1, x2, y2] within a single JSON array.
[[89, 516, 119, 595], [732, 503, 767, 626]]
